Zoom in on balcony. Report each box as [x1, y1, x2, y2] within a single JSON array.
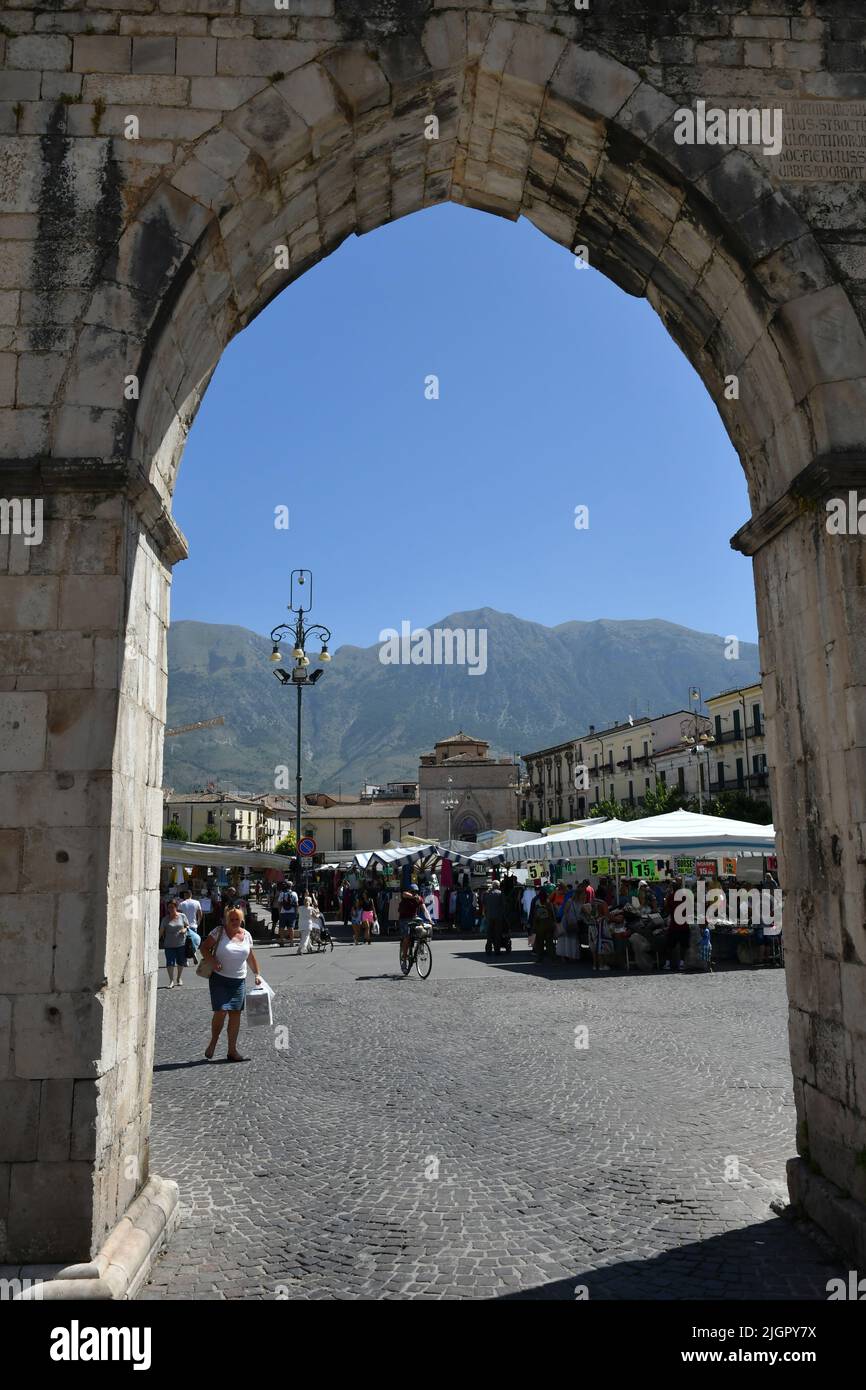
[[713, 728, 741, 745]]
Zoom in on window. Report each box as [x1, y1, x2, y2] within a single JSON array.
[[659, 770, 666, 785], [381, 826, 392, 845], [578, 796, 586, 814], [341, 828, 353, 850], [753, 703, 762, 735], [645, 777, 651, 790], [206, 811, 214, 825], [714, 714, 722, 741], [717, 761, 725, 788], [171, 813, 180, 825], [677, 767, 686, 793], [736, 757, 745, 787], [699, 763, 705, 790], [608, 750, 614, 771], [732, 708, 741, 737], [628, 780, 634, 803], [643, 740, 649, 759], [594, 786, 600, 803], [626, 744, 632, 767], [594, 752, 599, 770]]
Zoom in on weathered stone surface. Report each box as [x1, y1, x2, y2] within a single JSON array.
[[2, 0, 866, 1273]]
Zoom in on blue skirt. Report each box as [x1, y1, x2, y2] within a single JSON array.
[[209, 973, 246, 1012]]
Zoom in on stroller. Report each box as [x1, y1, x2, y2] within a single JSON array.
[[309, 918, 334, 953]]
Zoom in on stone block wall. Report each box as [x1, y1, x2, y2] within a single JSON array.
[[0, 471, 178, 1260], [1, 0, 865, 1264]]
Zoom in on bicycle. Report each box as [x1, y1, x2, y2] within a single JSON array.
[[399, 920, 433, 979]]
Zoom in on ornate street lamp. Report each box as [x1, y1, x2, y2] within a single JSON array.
[[440, 777, 459, 843], [680, 685, 714, 813], [270, 569, 332, 886]]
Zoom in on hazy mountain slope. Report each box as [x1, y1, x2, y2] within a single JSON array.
[[164, 611, 760, 793]]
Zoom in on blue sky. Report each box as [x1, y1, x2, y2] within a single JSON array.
[[172, 202, 758, 649]]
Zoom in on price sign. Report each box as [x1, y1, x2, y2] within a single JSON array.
[[675, 855, 695, 875], [766, 856, 778, 873], [628, 859, 657, 879], [722, 857, 737, 875], [695, 859, 717, 879], [590, 857, 610, 875]]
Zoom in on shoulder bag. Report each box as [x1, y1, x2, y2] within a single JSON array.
[[196, 926, 223, 978]]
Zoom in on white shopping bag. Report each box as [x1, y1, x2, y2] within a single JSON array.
[[246, 978, 275, 1027]]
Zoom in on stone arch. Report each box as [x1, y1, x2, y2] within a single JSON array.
[[57, 33, 866, 523], [2, 3, 866, 1278]]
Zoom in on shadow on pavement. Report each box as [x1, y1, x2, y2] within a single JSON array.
[[494, 1215, 841, 1300]]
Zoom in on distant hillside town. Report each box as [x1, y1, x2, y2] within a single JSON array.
[[164, 683, 770, 866]]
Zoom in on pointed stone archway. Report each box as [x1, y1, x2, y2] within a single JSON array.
[[2, 4, 866, 1274]]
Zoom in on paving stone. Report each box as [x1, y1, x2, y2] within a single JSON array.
[[143, 936, 846, 1301]]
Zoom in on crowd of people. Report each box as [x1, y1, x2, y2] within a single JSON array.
[[514, 870, 782, 973]]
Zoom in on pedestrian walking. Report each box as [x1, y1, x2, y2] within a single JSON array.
[[201, 908, 261, 1062], [178, 885, 203, 937], [277, 883, 298, 946], [357, 892, 376, 944], [530, 887, 557, 964], [159, 899, 189, 989], [297, 893, 323, 955], [483, 880, 506, 952]]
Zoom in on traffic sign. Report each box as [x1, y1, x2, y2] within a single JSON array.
[[298, 836, 317, 857], [300, 855, 313, 868]]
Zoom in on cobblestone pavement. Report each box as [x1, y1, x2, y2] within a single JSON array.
[[142, 928, 844, 1300]]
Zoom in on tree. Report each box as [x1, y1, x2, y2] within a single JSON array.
[[274, 832, 297, 856], [162, 822, 186, 841], [195, 826, 221, 845], [641, 781, 689, 816], [707, 790, 772, 824], [589, 796, 644, 822]]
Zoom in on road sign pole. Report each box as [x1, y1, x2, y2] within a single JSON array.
[[295, 680, 303, 890]]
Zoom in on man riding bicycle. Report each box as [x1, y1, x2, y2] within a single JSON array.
[[399, 885, 432, 968]]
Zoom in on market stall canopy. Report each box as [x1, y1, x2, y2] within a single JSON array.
[[501, 811, 775, 864], [351, 842, 438, 869], [160, 841, 295, 871]]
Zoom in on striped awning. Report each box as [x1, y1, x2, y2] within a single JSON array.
[[160, 841, 295, 870]]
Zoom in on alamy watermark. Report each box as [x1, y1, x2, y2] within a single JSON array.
[[378, 621, 487, 676], [826, 492, 866, 535], [0, 497, 43, 546], [674, 884, 783, 927], [673, 99, 783, 158]]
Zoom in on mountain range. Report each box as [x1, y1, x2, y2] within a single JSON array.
[[163, 610, 761, 795]]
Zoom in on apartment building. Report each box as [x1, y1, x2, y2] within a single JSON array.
[[522, 709, 708, 825], [704, 683, 771, 804]]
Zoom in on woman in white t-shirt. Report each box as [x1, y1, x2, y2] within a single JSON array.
[[201, 907, 262, 1062]]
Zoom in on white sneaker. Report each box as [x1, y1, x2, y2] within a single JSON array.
[[168, 982, 176, 989], [663, 962, 671, 972]]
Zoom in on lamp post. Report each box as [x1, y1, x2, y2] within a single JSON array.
[[680, 685, 714, 813], [270, 569, 332, 888], [441, 777, 459, 843]]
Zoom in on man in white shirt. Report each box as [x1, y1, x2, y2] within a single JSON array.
[[178, 889, 203, 935]]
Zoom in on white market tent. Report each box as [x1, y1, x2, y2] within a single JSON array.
[[160, 841, 295, 871], [500, 810, 775, 864], [352, 843, 438, 870]]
